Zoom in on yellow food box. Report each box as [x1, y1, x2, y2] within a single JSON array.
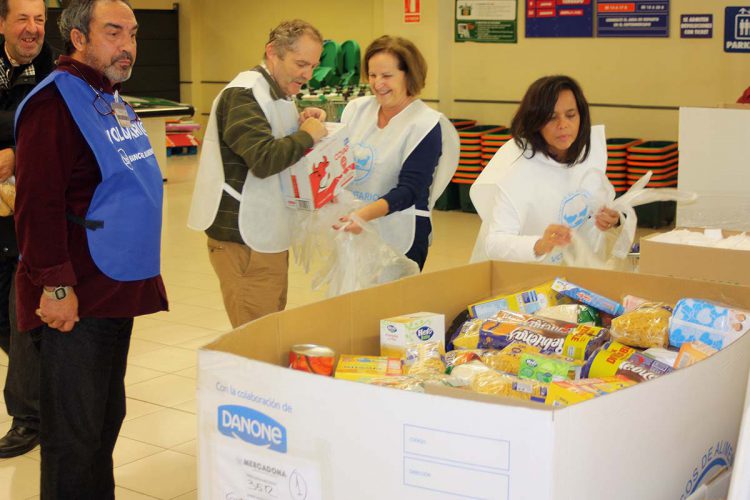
[[380, 312, 445, 358], [334, 355, 403, 382], [545, 376, 636, 407]]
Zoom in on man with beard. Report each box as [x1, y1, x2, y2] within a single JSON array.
[[0, 0, 54, 458], [188, 19, 327, 328], [13, 0, 168, 496]]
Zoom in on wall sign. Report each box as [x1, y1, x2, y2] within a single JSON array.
[[725, 7, 750, 52], [597, 0, 670, 38], [455, 0, 518, 43], [526, 0, 594, 38], [680, 14, 713, 39]]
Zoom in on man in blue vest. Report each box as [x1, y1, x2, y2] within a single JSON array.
[[0, 0, 54, 458], [14, 0, 168, 496]]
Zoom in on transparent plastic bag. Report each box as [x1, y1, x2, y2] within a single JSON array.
[[610, 302, 673, 349], [563, 170, 698, 269], [292, 191, 420, 297]]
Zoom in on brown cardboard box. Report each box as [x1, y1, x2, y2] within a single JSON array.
[[640, 228, 750, 286], [198, 261, 750, 500]]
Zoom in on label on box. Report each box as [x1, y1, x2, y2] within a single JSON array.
[[213, 438, 322, 500], [280, 122, 355, 210]]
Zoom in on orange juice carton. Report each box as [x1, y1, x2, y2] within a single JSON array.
[[280, 122, 355, 210], [673, 341, 718, 368], [380, 312, 445, 358]]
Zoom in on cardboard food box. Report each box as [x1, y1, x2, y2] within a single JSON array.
[[198, 262, 750, 500], [279, 122, 355, 211], [380, 312, 445, 358], [640, 228, 750, 286]]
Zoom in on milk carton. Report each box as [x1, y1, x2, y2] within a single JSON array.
[[380, 312, 445, 358], [279, 122, 355, 210]]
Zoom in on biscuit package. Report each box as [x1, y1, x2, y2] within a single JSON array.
[[551, 278, 625, 317], [467, 280, 564, 319], [610, 302, 673, 349], [582, 341, 673, 382]]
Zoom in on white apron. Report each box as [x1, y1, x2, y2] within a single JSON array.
[[340, 96, 459, 254], [187, 70, 299, 252], [469, 125, 608, 263]]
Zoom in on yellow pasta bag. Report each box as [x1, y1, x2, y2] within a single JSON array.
[[480, 342, 542, 375], [469, 369, 548, 403], [610, 302, 673, 349]]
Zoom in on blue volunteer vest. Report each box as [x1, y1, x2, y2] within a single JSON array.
[[15, 70, 163, 281]]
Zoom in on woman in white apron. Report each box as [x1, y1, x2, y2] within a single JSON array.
[[336, 36, 459, 270], [470, 75, 619, 264]]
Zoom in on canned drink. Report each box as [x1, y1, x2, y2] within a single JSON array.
[[289, 344, 336, 376]]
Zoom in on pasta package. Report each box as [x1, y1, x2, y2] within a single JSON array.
[[518, 353, 581, 383], [610, 302, 673, 349], [481, 342, 542, 375], [467, 280, 564, 319], [469, 369, 548, 403], [449, 318, 485, 350], [403, 342, 445, 376]]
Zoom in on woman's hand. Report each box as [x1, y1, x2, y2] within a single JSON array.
[[299, 106, 327, 123], [333, 214, 363, 234], [534, 224, 572, 256], [595, 207, 619, 231]]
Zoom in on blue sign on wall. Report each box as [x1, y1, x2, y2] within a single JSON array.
[[526, 0, 594, 38], [680, 14, 713, 39], [597, 0, 670, 38], [725, 7, 750, 52]]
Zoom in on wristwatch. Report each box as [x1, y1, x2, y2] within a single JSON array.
[[43, 286, 72, 300]]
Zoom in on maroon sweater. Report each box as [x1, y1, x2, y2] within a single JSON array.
[[14, 56, 168, 331]]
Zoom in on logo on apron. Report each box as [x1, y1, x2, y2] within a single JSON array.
[[352, 143, 375, 183], [559, 191, 591, 229]]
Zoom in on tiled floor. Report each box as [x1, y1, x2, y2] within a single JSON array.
[[0, 154, 482, 499]]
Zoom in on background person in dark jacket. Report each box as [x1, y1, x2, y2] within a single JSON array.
[[0, 0, 54, 458]]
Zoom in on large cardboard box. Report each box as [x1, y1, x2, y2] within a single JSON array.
[[198, 262, 750, 500], [279, 122, 355, 211], [640, 228, 750, 286]]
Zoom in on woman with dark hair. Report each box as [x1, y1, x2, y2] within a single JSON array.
[[470, 75, 619, 264], [335, 35, 459, 270]]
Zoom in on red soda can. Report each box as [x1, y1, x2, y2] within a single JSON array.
[[289, 344, 336, 376]]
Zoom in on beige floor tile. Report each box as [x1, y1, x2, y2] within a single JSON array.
[[170, 440, 196, 457], [170, 490, 197, 500], [0, 456, 40, 498], [174, 291, 226, 311], [124, 398, 166, 422], [0, 401, 10, 425], [125, 364, 167, 386], [146, 302, 218, 323], [129, 338, 169, 357], [0, 349, 7, 366], [128, 346, 197, 373], [21, 446, 40, 462], [171, 399, 195, 414], [0, 364, 7, 387], [176, 332, 224, 351], [126, 374, 196, 408], [119, 408, 195, 449], [173, 309, 232, 332], [133, 323, 221, 347], [133, 316, 170, 332], [113, 436, 165, 467], [173, 366, 196, 379], [114, 450, 195, 499], [158, 284, 210, 302], [112, 486, 161, 499]]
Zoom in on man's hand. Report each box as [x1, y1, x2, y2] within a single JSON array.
[[299, 106, 327, 123], [36, 288, 80, 333], [300, 117, 328, 143], [0, 148, 14, 182]]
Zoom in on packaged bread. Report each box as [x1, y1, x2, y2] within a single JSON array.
[[610, 302, 672, 348], [535, 304, 600, 325]]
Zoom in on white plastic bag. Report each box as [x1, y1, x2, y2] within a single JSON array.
[[563, 170, 698, 269]]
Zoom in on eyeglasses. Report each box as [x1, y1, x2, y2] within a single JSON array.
[[92, 93, 141, 123]]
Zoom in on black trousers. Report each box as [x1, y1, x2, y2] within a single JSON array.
[[0, 257, 40, 430], [38, 316, 134, 500]]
